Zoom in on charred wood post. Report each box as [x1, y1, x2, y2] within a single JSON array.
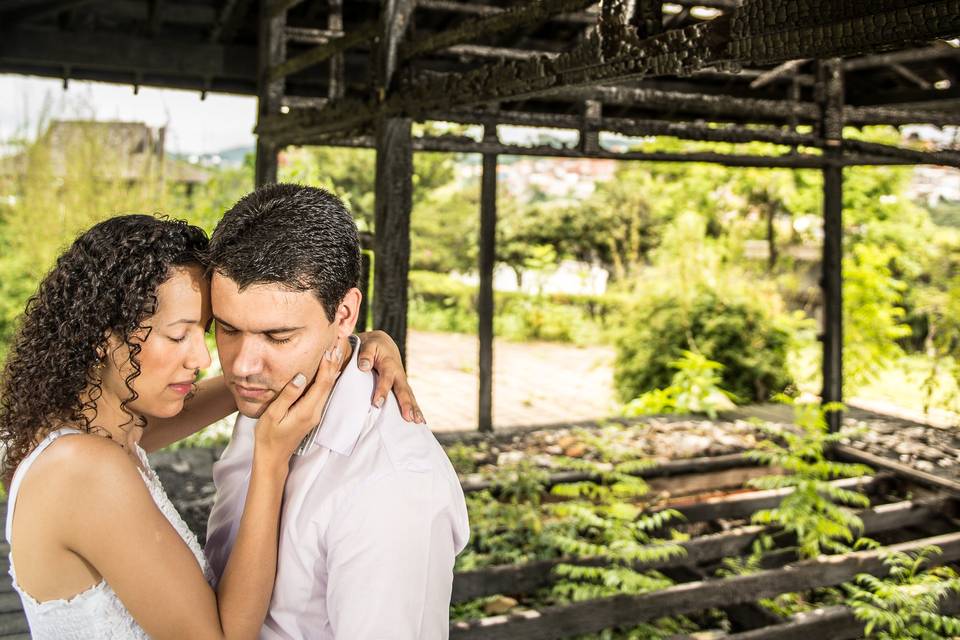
[[478, 122, 498, 433], [373, 0, 415, 362], [254, 0, 285, 186], [327, 0, 344, 100], [819, 58, 844, 433]]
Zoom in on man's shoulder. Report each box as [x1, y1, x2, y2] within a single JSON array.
[[366, 391, 451, 475]]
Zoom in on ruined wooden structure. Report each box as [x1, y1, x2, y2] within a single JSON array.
[[3, 1, 960, 435]]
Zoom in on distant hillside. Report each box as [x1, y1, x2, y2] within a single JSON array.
[[171, 146, 253, 168]]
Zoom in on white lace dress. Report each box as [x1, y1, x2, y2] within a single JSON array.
[[4, 428, 214, 639]]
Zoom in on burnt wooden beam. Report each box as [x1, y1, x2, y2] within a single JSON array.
[[478, 122, 497, 434], [633, 0, 664, 38], [891, 63, 933, 90], [268, 0, 302, 18], [147, 0, 164, 36], [548, 87, 820, 122], [452, 494, 943, 604], [412, 136, 830, 168], [255, 0, 285, 186], [269, 22, 376, 81], [843, 138, 960, 169], [99, 0, 216, 26], [294, 131, 911, 168], [844, 43, 960, 72], [441, 44, 560, 61], [715, 592, 960, 640], [750, 59, 808, 89], [0, 27, 256, 83], [449, 530, 960, 640], [460, 453, 754, 493], [397, 0, 960, 116], [209, 0, 253, 43], [401, 0, 597, 61], [327, 0, 345, 100], [427, 108, 821, 146], [673, 475, 881, 524], [846, 104, 960, 127], [415, 0, 598, 25], [835, 444, 960, 498], [819, 58, 844, 434], [372, 0, 416, 361], [5, 0, 105, 24]]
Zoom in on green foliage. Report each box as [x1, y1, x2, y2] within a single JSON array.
[[845, 546, 960, 639], [622, 350, 736, 418], [408, 270, 625, 344], [844, 244, 912, 391], [0, 125, 178, 354], [452, 426, 703, 637], [746, 401, 875, 559], [614, 290, 794, 404]]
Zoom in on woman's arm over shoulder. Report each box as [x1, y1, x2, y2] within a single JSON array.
[[49, 435, 228, 640]]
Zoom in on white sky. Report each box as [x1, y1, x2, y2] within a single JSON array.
[[1, 74, 257, 155]]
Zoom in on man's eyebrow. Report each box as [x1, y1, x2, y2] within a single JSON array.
[[213, 316, 304, 334]]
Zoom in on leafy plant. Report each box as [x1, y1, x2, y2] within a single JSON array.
[[845, 545, 960, 639], [746, 400, 876, 559], [614, 290, 793, 405], [622, 350, 736, 418]]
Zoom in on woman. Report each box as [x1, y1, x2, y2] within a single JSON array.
[[0, 215, 420, 639]]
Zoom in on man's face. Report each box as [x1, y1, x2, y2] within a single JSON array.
[[211, 273, 338, 418]]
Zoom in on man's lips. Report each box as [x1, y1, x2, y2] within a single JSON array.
[[234, 384, 271, 400]]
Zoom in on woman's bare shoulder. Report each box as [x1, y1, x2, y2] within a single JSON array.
[[25, 432, 145, 499]]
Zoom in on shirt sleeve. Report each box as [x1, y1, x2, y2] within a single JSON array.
[[324, 469, 460, 640], [204, 416, 257, 586]]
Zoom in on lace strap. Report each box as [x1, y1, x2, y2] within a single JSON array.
[[5, 429, 83, 544]]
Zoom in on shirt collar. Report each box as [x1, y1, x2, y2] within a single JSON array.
[[312, 335, 374, 456]]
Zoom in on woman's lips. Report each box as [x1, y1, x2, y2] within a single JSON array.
[[168, 382, 194, 396]]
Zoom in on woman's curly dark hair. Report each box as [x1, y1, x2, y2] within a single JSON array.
[[0, 214, 208, 483]]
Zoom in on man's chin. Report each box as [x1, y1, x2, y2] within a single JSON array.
[[234, 396, 270, 419]]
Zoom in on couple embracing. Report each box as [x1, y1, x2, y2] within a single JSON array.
[[0, 184, 469, 639]]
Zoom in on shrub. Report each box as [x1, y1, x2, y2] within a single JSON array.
[[407, 270, 629, 344], [614, 290, 793, 404]]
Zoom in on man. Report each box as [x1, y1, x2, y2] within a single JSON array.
[[203, 183, 470, 639]]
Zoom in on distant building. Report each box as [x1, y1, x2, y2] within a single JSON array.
[[0, 120, 211, 190]]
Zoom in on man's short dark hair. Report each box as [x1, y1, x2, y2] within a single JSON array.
[[208, 183, 361, 321]]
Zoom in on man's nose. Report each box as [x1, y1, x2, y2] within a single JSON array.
[[231, 337, 264, 378]]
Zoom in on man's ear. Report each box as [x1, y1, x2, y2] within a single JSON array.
[[334, 288, 363, 337]]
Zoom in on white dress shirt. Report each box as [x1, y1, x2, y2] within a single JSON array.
[[205, 337, 470, 639]]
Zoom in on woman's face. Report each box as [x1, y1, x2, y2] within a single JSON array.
[[101, 264, 212, 419]]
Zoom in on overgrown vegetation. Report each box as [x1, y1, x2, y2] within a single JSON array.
[[746, 400, 876, 558], [846, 546, 960, 639]]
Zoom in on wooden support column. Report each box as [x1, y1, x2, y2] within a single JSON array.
[[255, 0, 285, 186], [327, 0, 345, 100], [580, 100, 601, 154], [373, 0, 415, 361], [478, 123, 498, 433], [820, 58, 844, 433]]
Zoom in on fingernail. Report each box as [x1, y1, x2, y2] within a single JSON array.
[[334, 345, 343, 361], [293, 373, 306, 387], [416, 410, 424, 423], [359, 359, 371, 371], [324, 348, 334, 361], [376, 396, 385, 408]]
